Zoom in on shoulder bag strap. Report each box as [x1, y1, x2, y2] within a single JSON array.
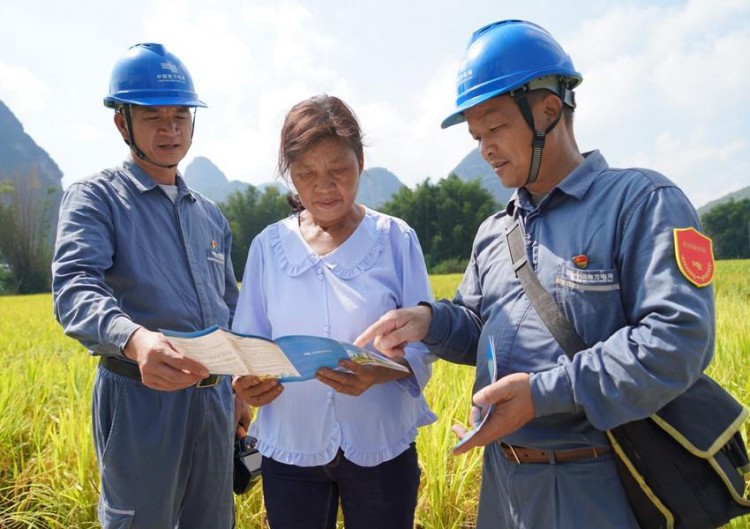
[[503, 215, 588, 359]]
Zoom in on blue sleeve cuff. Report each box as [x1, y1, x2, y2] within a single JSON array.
[[106, 316, 141, 358], [529, 365, 578, 417], [422, 301, 450, 346]]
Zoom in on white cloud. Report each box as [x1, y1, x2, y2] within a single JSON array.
[[649, 0, 750, 116], [632, 130, 748, 207], [241, 4, 336, 76], [0, 60, 50, 113], [357, 58, 477, 184], [569, 0, 750, 206], [2, 0, 748, 207]]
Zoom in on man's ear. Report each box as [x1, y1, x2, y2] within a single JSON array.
[[113, 112, 130, 144], [534, 92, 564, 131]]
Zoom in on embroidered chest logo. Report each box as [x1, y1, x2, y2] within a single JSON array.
[[561, 268, 615, 284], [673, 228, 714, 287]]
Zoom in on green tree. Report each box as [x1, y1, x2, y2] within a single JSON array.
[[381, 174, 498, 270], [701, 198, 750, 259], [0, 174, 55, 293], [220, 185, 291, 280]]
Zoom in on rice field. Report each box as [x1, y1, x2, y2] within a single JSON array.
[[1, 264, 748, 528]]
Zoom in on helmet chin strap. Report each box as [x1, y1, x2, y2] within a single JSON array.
[[512, 89, 564, 186], [121, 105, 197, 170]]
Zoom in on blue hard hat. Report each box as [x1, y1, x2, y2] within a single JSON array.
[[103, 43, 207, 109], [442, 20, 581, 129]]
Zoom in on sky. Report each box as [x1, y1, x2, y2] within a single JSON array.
[[1, 0, 748, 209]]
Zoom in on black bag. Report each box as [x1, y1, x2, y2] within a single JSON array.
[[608, 375, 750, 529], [233, 435, 262, 495], [607, 375, 750, 529], [504, 217, 750, 528]]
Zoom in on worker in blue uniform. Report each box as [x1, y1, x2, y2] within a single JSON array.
[[356, 20, 715, 528], [52, 43, 249, 528]]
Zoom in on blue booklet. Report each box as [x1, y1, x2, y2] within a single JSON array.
[[161, 325, 409, 382], [454, 338, 497, 449]]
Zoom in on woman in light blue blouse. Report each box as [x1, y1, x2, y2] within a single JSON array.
[[232, 94, 436, 529]]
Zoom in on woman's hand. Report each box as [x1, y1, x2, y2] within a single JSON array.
[[232, 375, 284, 407], [316, 359, 408, 396]]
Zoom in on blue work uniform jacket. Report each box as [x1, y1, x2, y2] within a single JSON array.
[[425, 150, 715, 450], [52, 157, 239, 355]]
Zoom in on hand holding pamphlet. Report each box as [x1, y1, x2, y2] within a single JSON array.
[[161, 325, 409, 382], [454, 338, 497, 450]]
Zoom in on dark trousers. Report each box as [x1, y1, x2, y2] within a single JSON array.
[[261, 443, 420, 529]]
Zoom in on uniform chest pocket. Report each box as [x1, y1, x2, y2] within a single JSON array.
[[207, 249, 226, 265], [206, 248, 226, 295], [554, 265, 624, 326]]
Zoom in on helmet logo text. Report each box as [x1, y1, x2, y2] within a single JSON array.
[[457, 65, 473, 84], [161, 61, 180, 74], [157, 61, 187, 83]]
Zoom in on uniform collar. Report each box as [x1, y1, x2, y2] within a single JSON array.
[[122, 155, 195, 201], [506, 150, 609, 216]]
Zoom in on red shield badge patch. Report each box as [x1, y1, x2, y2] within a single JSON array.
[[673, 228, 714, 287]]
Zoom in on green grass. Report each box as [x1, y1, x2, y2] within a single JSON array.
[[1, 262, 749, 528]]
